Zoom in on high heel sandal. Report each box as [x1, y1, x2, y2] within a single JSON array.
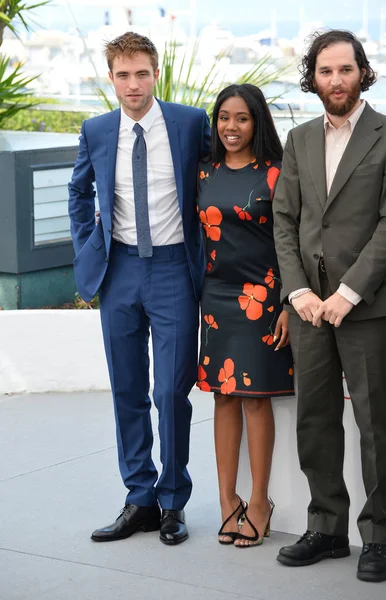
[[218, 495, 248, 545], [234, 498, 275, 548]]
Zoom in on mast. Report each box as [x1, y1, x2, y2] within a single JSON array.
[[362, 0, 369, 39], [380, 5, 385, 45], [270, 5, 277, 46]]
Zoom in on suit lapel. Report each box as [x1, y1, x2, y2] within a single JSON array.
[[305, 116, 327, 209], [107, 109, 121, 215], [325, 104, 382, 211], [157, 99, 183, 212]]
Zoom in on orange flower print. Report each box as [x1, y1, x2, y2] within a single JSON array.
[[197, 365, 211, 392], [204, 314, 219, 346], [256, 195, 268, 224], [203, 356, 210, 365], [262, 307, 278, 348], [204, 314, 218, 329], [267, 166, 280, 200], [210, 250, 216, 261], [262, 334, 275, 346], [234, 190, 254, 221], [253, 164, 259, 169], [242, 372, 251, 386], [218, 358, 237, 395], [206, 262, 213, 272], [212, 162, 221, 169], [238, 283, 267, 321], [199, 171, 209, 179], [250, 158, 257, 164], [199, 206, 222, 241], [265, 268, 275, 289], [234, 206, 253, 221], [265, 160, 271, 166], [289, 367, 294, 376]]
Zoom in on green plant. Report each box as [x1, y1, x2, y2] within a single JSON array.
[[91, 84, 115, 112], [0, 55, 38, 122], [156, 40, 290, 118], [0, 0, 51, 127], [156, 39, 221, 112], [0, 0, 50, 44], [2, 104, 92, 132], [158, 41, 291, 115], [74, 292, 99, 310]]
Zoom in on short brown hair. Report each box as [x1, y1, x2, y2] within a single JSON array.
[[104, 31, 159, 72], [300, 29, 376, 94]]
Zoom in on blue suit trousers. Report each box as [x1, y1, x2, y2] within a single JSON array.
[[98, 240, 198, 510]]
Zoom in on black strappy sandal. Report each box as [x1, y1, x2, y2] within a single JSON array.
[[234, 498, 275, 548], [218, 495, 248, 545]]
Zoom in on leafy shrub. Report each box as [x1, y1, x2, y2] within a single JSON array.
[[1, 107, 93, 132], [74, 293, 99, 310]]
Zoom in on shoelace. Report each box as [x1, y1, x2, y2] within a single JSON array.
[[117, 505, 134, 521], [162, 511, 184, 524], [363, 543, 386, 557], [299, 530, 324, 544]]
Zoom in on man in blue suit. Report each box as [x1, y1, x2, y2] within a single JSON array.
[[68, 32, 210, 545]]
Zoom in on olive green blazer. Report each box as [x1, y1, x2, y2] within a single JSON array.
[[273, 103, 386, 320]]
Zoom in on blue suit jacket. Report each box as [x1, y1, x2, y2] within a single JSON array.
[[68, 100, 211, 302]]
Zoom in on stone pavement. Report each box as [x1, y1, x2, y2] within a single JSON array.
[[0, 390, 384, 600]]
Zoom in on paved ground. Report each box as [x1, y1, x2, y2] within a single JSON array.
[[0, 390, 384, 599]]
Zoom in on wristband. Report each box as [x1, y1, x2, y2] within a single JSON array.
[[290, 288, 311, 303]]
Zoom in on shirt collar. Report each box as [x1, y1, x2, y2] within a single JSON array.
[[324, 99, 366, 133], [120, 98, 161, 133]]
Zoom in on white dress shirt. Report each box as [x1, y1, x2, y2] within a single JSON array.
[[112, 99, 184, 246], [289, 101, 366, 306]]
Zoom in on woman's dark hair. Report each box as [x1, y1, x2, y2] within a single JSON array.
[[300, 29, 376, 93], [211, 83, 283, 164]]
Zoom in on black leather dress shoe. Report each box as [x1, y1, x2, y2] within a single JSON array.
[[159, 510, 188, 545], [91, 504, 161, 542], [357, 543, 386, 582], [277, 531, 350, 566]]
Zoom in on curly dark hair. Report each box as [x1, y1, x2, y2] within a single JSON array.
[[104, 31, 158, 72], [211, 84, 282, 164], [299, 29, 377, 94]]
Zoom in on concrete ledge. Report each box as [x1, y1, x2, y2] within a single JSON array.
[[0, 267, 77, 310], [0, 310, 110, 394]]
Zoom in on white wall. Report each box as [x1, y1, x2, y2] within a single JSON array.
[[238, 391, 366, 547], [0, 310, 110, 394]]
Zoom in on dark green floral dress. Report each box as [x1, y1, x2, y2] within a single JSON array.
[[197, 159, 294, 397]]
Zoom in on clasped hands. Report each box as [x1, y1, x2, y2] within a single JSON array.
[[292, 291, 354, 328]]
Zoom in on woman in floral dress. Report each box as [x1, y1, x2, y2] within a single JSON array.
[[197, 84, 294, 547]]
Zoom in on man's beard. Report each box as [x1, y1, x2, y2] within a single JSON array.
[[315, 79, 362, 117]]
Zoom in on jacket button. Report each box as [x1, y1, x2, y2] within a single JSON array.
[[313, 254, 319, 260], [105, 257, 108, 262]]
